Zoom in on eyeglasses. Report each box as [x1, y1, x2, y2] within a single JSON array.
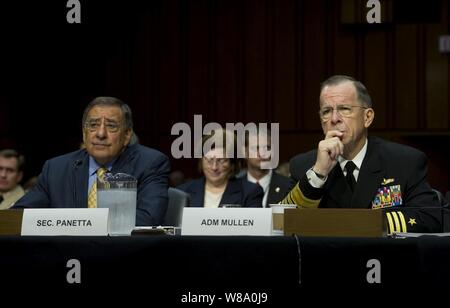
[[84, 119, 121, 133], [319, 105, 368, 121], [203, 157, 229, 167]]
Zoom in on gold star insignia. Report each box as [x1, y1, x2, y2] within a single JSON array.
[[408, 218, 416, 226]]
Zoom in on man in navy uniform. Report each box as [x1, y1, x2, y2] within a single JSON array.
[[281, 75, 441, 233]]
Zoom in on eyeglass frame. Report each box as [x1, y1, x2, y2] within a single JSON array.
[[318, 104, 369, 121], [84, 118, 123, 133], [202, 156, 230, 167]]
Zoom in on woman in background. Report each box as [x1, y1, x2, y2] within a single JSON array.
[[178, 129, 263, 207]]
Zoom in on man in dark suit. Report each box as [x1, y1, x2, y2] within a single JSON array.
[[13, 97, 170, 226], [281, 75, 441, 233], [0, 149, 25, 209], [243, 128, 291, 207]]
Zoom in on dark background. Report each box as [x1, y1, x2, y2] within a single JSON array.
[[1, 0, 450, 193]]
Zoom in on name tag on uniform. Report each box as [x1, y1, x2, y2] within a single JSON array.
[[181, 208, 272, 236], [21, 208, 109, 236]]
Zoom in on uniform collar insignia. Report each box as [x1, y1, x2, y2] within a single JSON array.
[[408, 218, 417, 226], [382, 178, 395, 185]]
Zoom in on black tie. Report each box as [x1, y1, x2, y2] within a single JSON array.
[[255, 181, 263, 192], [345, 161, 357, 192]]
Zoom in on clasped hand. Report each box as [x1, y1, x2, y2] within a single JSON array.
[[312, 130, 344, 177]]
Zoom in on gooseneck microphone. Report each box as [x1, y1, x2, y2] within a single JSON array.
[[72, 159, 82, 169]]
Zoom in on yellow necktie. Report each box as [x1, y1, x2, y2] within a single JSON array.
[[87, 167, 107, 208]]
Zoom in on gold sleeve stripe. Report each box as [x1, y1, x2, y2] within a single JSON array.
[[386, 212, 395, 234], [279, 183, 320, 209], [391, 211, 401, 233], [397, 211, 407, 233]]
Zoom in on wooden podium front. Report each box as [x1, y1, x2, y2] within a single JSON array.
[[0, 210, 23, 235], [284, 208, 386, 237]]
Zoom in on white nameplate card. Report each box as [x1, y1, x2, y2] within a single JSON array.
[[181, 208, 272, 236], [21, 208, 109, 236]]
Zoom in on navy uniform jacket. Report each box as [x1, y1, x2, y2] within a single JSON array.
[[286, 136, 442, 233], [13, 144, 170, 226], [266, 172, 292, 206], [178, 176, 263, 207]]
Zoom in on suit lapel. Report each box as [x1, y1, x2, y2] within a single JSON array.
[[111, 145, 136, 173], [267, 173, 286, 205], [220, 178, 241, 206], [189, 178, 206, 207], [351, 138, 384, 208], [267, 173, 279, 205], [71, 155, 89, 207]]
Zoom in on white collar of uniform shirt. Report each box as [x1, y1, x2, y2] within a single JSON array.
[[337, 138, 368, 182]]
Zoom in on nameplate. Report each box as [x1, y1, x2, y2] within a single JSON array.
[[181, 208, 272, 236], [21, 208, 109, 236]]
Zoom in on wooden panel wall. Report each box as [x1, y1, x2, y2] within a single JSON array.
[[113, 0, 450, 190], [1, 0, 450, 191], [76, 0, 450, 191]]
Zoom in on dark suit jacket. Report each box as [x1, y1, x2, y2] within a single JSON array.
[[266, 172, 292, 206], [13, 144, 170, 226], [177, 176, 263, 207], [289, 136, 441, 232]]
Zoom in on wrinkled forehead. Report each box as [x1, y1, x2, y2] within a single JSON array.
[[87, 105, 123, 122], [319, 82, 357, 107]]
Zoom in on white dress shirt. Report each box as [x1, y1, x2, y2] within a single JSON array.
[[307, 138, 368, 188], [204, 190, 224, 208]]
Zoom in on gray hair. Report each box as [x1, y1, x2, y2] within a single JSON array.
[[82, 96, 134, 131], [320, 75, 373, 108]]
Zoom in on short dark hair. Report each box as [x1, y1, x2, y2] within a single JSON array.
[[320, 75, 373, 108], [0, 149, 25, 172], [82, 96, 134, 131]]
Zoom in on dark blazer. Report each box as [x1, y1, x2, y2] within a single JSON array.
[[289, 136, 441, 232], [266, 172, 292, 206], [13, 144, 170, 226], [177, 176, 263, 207]]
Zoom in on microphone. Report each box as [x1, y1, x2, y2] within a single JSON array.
[[72, 159, 82, 169]]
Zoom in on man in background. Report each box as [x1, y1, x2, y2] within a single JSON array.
[[0, 149, 25, 209], [244, 128, 291, 207]]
